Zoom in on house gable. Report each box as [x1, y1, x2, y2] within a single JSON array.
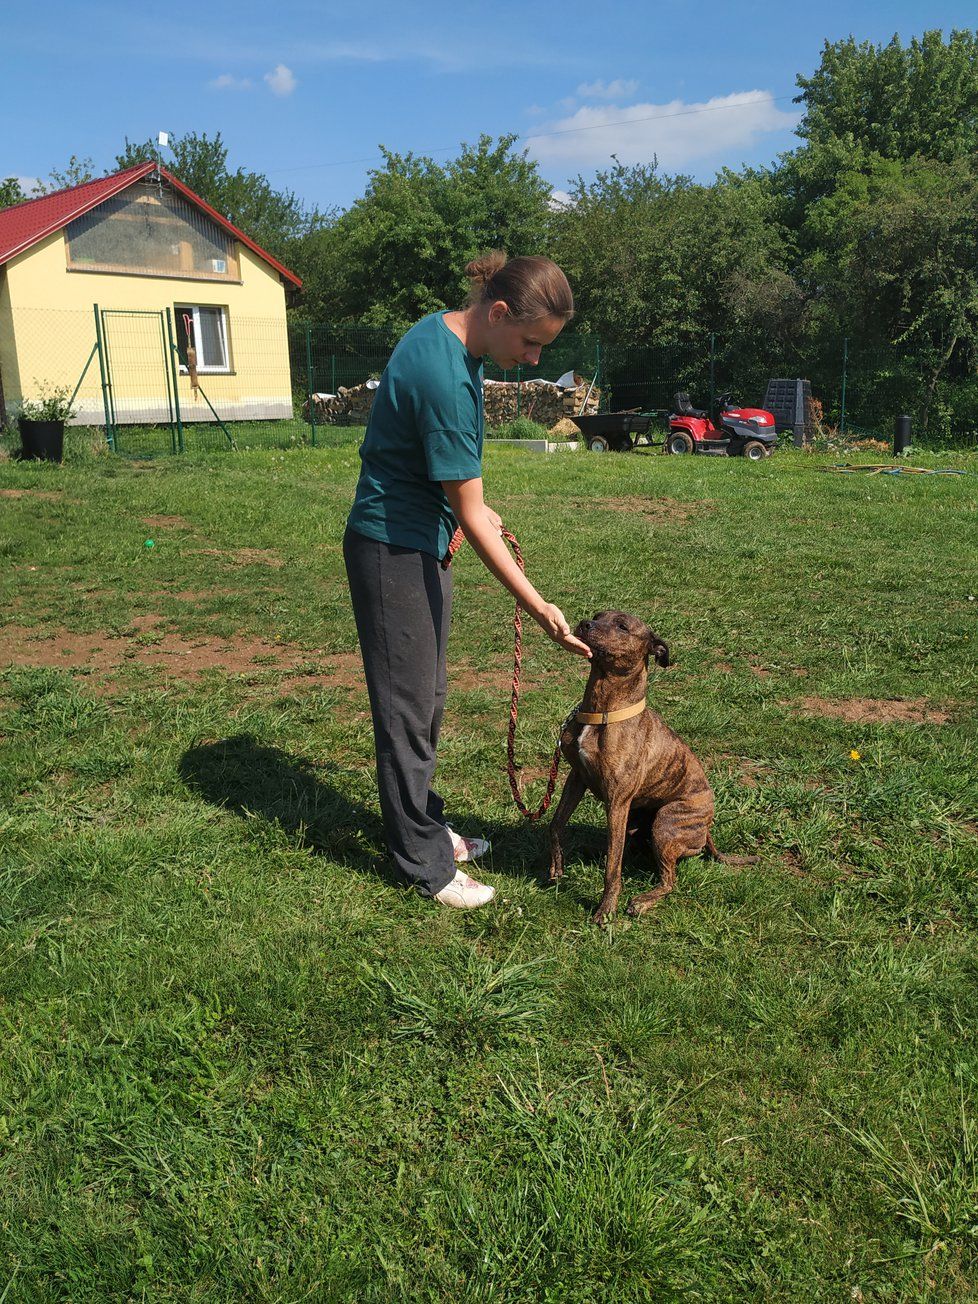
[[66, 179, 241, 283], [0, 163, 301, 288]]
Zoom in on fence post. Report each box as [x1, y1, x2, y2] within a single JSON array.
[[305, 324, 316, 447], [159, 312, 178, 454], [164, 309, 185, 453], [708, 332, 716, 417], [93, 303, 114, 452], [840, 336, 848, 434]]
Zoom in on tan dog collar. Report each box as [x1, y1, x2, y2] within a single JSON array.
[[574, 698, 646, 726]]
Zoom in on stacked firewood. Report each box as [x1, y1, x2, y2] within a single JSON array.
[[483, 377, 600, 427], [304, 376, 600, 429], [304, 382, 377, 425]]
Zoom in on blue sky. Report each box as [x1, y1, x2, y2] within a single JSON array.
[[2, 1, 975, 214]]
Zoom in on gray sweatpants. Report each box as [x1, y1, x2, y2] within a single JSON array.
[[343, 526, 456, 896]]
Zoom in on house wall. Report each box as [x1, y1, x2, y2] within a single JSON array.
[[0, 266, 14, 424], [2, 232, 294, 424]]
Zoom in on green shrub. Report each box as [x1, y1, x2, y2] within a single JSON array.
[[488, 416, 550, 441]]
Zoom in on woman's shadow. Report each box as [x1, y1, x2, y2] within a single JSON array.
[[179, 734, 397, 882], [179, 734, 610, 892]]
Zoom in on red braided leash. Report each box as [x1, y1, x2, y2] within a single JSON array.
[[443, 525, 562, 821]]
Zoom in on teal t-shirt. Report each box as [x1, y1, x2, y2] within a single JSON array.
[[346, 312, 484, 559]]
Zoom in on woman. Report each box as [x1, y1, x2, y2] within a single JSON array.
[[344, 252, 591, 910]]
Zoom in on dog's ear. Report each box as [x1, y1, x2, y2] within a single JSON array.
[[646, 631, 670, 668]]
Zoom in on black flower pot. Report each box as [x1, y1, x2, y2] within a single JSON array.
[[18, 418, 65, 463]]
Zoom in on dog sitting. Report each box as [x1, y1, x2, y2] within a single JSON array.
[[548, 610, 745, 925]]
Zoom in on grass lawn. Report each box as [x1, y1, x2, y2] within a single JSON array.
[[1, 436, 976, 1300]]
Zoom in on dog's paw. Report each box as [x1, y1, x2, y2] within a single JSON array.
[[626, 893, 661, 918]]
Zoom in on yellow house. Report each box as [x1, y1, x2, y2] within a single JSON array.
[[0, 162, 302, 427]]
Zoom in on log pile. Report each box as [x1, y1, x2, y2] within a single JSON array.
[[304, 376, 600, 430], [304, 382, 377, 425], [483, 376, 600, 427]]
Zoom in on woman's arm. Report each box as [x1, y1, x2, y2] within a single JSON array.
[[443, 478, 591, 658]]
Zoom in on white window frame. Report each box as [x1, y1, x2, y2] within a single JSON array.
[[176, 304, 231, 374]]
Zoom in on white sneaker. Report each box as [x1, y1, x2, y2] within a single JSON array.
[[433, 869, 496, 910], [447, 827, 491, 863]]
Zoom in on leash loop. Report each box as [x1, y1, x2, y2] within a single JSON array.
[[444, 525, 562, 821]]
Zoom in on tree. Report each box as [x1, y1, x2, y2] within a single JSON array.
[[39, 155, 97, 193], [549, 159, 793, 344], [298, 135, 552, 326], [0, 177, 29, 210], [795, 29, 978, 164], [800, 153, 978, 430]]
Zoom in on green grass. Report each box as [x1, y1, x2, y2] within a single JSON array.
[[1, 439, 976, 1300]]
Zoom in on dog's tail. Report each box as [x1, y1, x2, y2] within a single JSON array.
[[704, 834, 759, 866]]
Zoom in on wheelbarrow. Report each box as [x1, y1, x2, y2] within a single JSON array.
[[572, 411, 661, 452]]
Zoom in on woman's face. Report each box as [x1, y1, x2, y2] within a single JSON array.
[[484, 303, 567, 371]]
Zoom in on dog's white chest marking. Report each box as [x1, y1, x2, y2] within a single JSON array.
[[573, 725, 597, 781]]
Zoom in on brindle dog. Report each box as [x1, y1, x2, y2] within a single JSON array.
[[548, 611, 745, 925]]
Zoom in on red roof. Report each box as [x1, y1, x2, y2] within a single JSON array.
[[0, 161, 302, 287]]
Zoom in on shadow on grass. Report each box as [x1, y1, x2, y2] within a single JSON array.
[[179, 733, 399, 884], [179, 733, 615, 901]]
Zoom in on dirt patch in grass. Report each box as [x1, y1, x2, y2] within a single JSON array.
[[0, 616, 349, 687], [797, 696, 951, 725], [141, 514, 195, 530], [712, 754, 773, 789], [0, 488, 64, 501], [782, 848, 806, 877], [146, 587, 238, 603], [452, 655, 514, 692], [278, 651, 366, 694], [450, 652, 573, 695], [573, 495, 713, 523], [194, 547, 285, 568]]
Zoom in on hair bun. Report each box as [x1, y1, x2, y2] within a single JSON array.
[[465, 250, 507, 286]]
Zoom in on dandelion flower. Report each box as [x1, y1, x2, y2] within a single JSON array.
[[850, 749, 861, 761]]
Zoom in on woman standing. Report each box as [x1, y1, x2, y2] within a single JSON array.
[[344, 252, 591, 910]]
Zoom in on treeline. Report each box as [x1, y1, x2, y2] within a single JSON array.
[[4, 29, 977, 435]]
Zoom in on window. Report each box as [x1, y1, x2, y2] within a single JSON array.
[[175, 305, 231, 373]]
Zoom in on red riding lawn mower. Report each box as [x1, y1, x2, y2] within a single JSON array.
[[667, 390, 778, 460]]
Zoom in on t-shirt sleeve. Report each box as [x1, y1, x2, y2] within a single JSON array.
[[412, 362, 482, 481], [423, 428, 482, 481]]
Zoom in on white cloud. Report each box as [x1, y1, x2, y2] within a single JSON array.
[[210, 73, 253, 90], [547, 189, 574, 210], [16, 176, 42, 195], [526, 91, 799, 173], [577, 78, 639, 100], [264, 63, 297, 96]]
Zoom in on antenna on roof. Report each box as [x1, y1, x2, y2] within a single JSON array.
[[154, 131, 170, 197]]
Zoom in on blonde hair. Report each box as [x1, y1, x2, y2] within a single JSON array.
[[465, 251, 574, 322]]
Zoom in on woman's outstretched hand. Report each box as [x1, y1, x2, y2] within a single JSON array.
[[535, 603, 592, 658]]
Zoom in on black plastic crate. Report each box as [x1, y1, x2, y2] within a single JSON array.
[[764, 378, 814, 446]]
